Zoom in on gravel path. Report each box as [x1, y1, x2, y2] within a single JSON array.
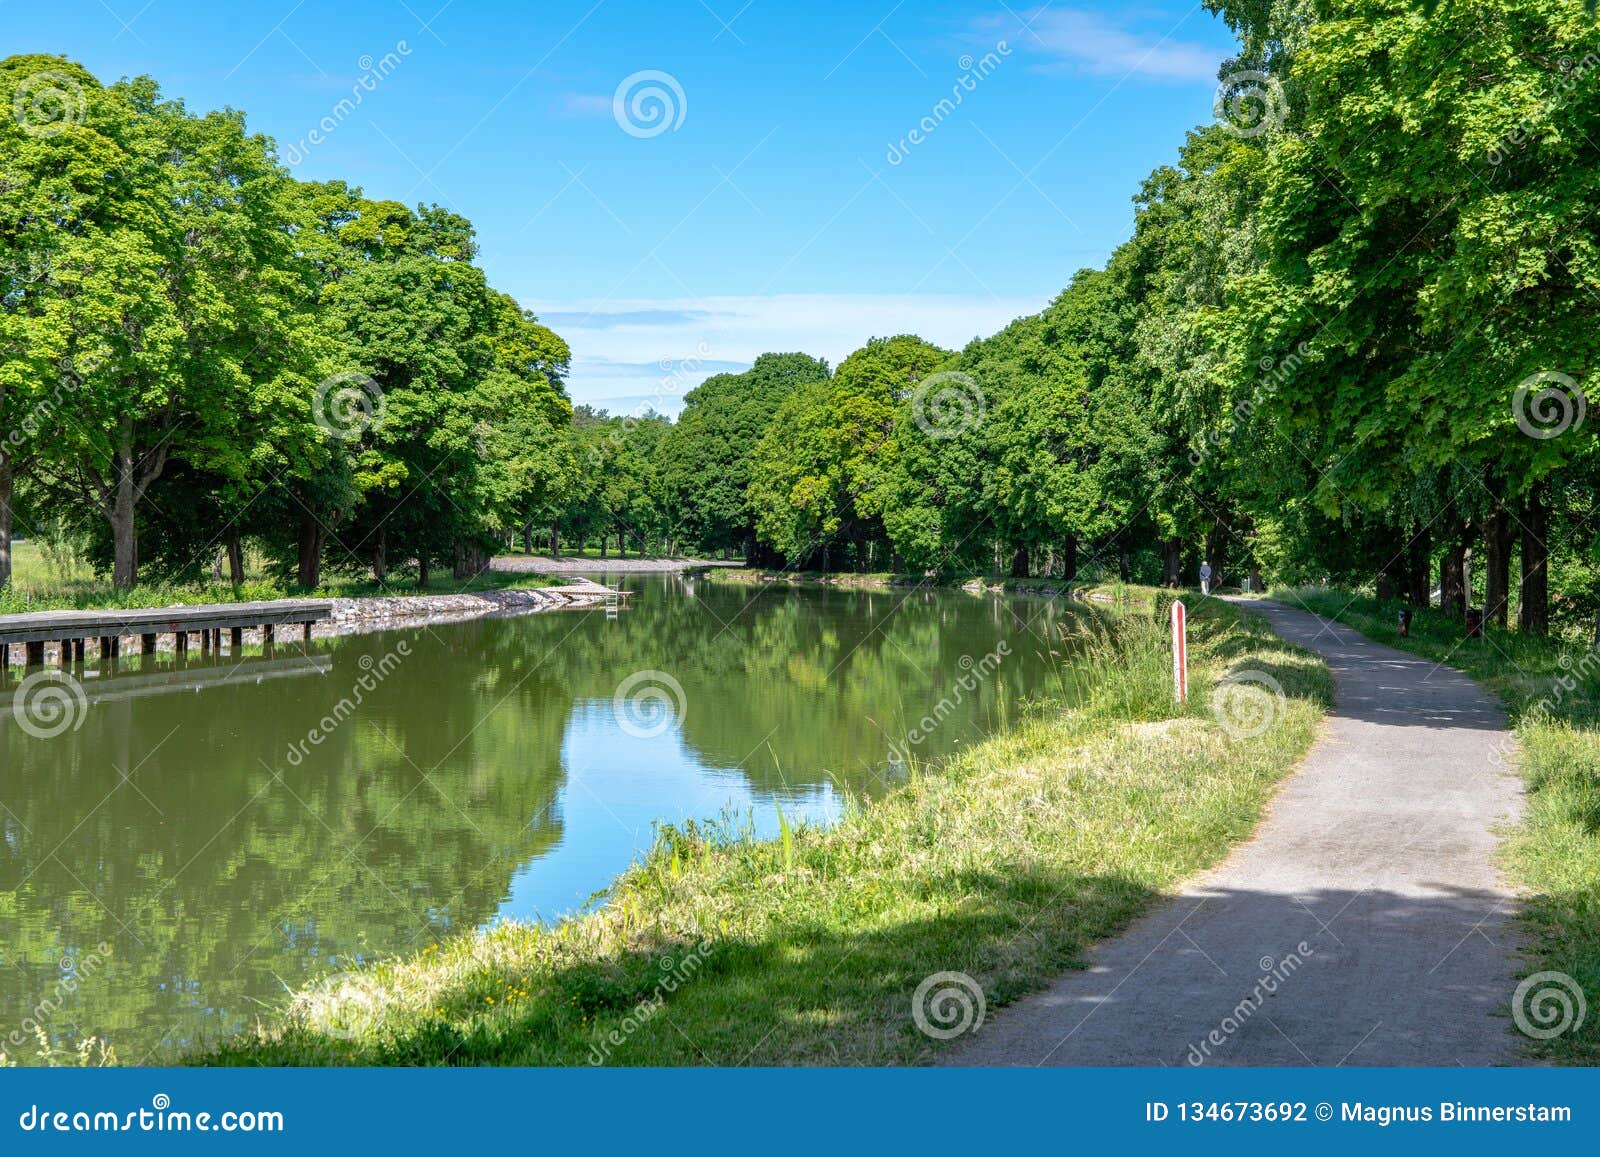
[[946, 597, 1526, 1067]]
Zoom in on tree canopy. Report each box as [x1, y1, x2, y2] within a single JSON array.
[[8, 7, 1600, 634]]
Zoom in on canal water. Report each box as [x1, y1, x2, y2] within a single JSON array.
[[0, 575, 1068, 1062]]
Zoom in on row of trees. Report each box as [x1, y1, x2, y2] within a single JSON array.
[[1, 54, 578, 591], [625, 0, 1600, 633], [10, 1, 1600, 634]]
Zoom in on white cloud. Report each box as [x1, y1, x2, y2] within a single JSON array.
[[526, 292, 1049, 416], [555, 92, 613, 117], [1001, 8, 1224, 83]]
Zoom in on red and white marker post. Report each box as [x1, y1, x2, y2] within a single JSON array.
[[1171, 599, 1188, 703]]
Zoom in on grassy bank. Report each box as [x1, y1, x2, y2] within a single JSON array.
[[1273, 585, 1600, 1065], [202, 592, 1329, 1066], [1, 541, 560, 615], [706, 567, 1079, 595]]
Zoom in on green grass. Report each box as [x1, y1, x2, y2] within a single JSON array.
[[706, 567, 1082, 592], [502, 545, 701, 562], [1, 540, 560, 615], [1273, 585, 1600, 1065], [198, 591, 1330, 1066]]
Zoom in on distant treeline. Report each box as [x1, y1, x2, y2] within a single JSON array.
[[7, 0, 1600, 634]]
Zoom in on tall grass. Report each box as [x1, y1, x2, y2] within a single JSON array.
[[200, 592, 1329, 1067], [1057, 612, 1177, 722]]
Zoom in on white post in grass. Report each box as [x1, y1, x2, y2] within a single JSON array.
[[1171, 599, 1188, 703]]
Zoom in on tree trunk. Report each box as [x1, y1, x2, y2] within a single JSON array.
[[1484, 506, 1513, 627], [1406, 520, 1431, 605], [1009, 545, 1030, 578], [0, 459, 13, 589], [549, 523, 560, 556], [452, 543, 487, 581], [111, 446, 138, 589], [1162, 539, 1182, 587], [296, 510, 323, 589], [417, 553, 430, 589], [599, 534, 607, 559], [1520, 486, 1550, 635], [1376, 572, 1396, 601], [1440, 543, 1464, 617], [1205, 526, 1226, 589], [226, 529, 244, 586], [1118, 551, 1131, 583], [1061, 535, 1078, 581], [212, 547, 224, 582], [372, 528, 387, 584], [1249, 563, 1264, 592], [522, 522, 533, 555]]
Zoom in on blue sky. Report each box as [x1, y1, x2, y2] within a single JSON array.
[[3, 0, 1243, 412]]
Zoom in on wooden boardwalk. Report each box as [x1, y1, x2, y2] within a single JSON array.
[[0, 600, 332, 670]]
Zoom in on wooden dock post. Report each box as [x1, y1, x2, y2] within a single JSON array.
[[175, 631, 188, 657], [59, 641, 72, 669], [302, 621, 313, 642], [1, 643, 8, 673], [25, 640, 45, 667], [141, 634, 157, 655], [200, 629, 211, 655], [231, 627, 243, 651], [74, 639, 85, 663]]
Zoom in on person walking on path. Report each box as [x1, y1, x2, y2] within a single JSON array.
[[1199, 560, 1213, 596]]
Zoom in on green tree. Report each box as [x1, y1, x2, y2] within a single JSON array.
[[656, 352, 829, 559]]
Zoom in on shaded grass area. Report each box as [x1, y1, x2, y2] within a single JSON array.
[[707, 567, 1081, 593], [1273, 585, 1600, 1065], [201, 592, 1330, 1066], [1, 541, 559, 615]]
